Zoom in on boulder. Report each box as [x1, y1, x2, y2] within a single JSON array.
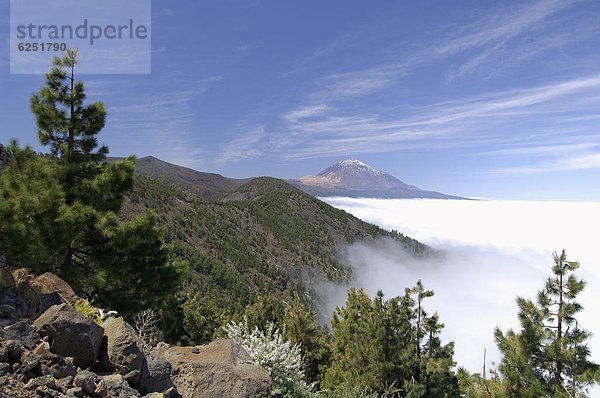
[[0, 304, 18, 323], [31, 273, 77, 313], [135, 357, 173, 394], [65, 387, 83, 397], [94, 374, 141, 398], [99, 316, 145, 383], [33, 304, 103, 369], [73, 369, 99, 395], [155, 339, 271, 398], [11, 268, 32, 284]]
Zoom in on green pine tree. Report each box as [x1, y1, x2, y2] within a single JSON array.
[[404, 281, 459, 398], [244, 294, 286, 331], [283, 300, 331, 384], [30, 49, 109, 207], [324, 285, 459, 397], [323, 288, 390, 393], [495, 250, 599, 397], [0, 141, 73, 269], [0, 50, 181, 314], [457, 367, 506, 398]]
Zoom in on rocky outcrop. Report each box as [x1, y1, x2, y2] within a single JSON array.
[[99, 316, 145, 383], [33, 303, 103, 369], [1, 267, 77, 324], [0, 266, 15, 290], [1, 268, 272, 398], [0, 338, 79, 397], [0, 336, 177, 398], [155, 339, 271, 398]]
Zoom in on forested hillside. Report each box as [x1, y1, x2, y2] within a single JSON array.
[[120, 170, 427, 343]]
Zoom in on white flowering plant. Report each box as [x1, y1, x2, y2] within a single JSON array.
[[225, 317, 315, 397]]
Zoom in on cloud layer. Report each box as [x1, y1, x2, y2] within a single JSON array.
[[323, 197, 600, 393]]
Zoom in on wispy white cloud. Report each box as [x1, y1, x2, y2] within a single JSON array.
[[479, 143, 600, 158], [437, 0, 565, 54], [314, 65, 405, 99], [216, 125, 268, 165], [282, 34, 355, 78], [209, 0, 598, 167], [305, 0, 589, 100], [493, 152, 600, 174], [97, 76, 222, 167], [440, 0, 582, 82], [283, 104, 331, 122], [269, 73, 600, 161]]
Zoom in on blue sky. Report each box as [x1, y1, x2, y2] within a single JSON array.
[[2, 0, 600, 200]]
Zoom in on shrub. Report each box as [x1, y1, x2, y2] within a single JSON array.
[[225, 317, 314, 397], [71, 298, 102, 325]]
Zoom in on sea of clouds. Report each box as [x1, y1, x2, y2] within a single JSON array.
[[322, 197, 600, 393]]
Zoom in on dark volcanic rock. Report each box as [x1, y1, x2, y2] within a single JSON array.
[[24, 374, 56, 391], [99, 316, 145, 383], [39, 352, 77, 379], [135, 357, 173, 394], [33, 304, 103, 369], [0, 339, 25, 363], [73, 369, 99, 395], [94, 374, 141, 398], [0, 320, 40, 349], [0, 290, 28, 327], [17, 282, 41, 319]]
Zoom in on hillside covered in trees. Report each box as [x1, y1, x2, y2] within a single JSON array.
[[121, 165, 426, 343]]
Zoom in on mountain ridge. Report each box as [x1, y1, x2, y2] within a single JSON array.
[[123, 156, 466, 200]]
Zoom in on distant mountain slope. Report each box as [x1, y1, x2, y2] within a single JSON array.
[[134, 156, 249, 200], [292, 158, 465, 199]]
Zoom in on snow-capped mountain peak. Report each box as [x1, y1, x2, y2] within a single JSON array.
[[326, 158, 386, 177], [293, 158, 464, 199], [298, 158, 408, 190]]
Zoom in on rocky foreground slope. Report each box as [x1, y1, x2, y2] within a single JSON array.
[[0, 260, 272, 398]]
